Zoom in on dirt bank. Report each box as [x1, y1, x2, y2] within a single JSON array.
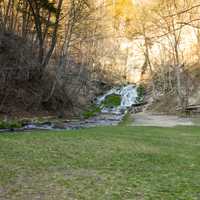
[[131, 112, 195, 127]]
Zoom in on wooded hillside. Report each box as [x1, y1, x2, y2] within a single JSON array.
[[1, 0, 200, 117]]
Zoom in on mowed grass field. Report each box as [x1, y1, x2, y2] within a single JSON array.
[[0, 126, 200, 200]]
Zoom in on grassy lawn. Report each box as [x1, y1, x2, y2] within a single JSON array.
[[0, 126, 200, 200]]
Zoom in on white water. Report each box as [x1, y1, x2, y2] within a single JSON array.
[[97, 84, 138, 114]]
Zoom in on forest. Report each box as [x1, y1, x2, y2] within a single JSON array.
[[1, 0, 200, 118], [1, 1, 200, 199]]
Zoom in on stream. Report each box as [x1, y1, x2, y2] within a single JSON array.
[[1, 83, 196, 132], [21, 84, 139, 131]]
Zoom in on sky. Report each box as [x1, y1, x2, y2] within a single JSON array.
[[132, 0, 151, 5]]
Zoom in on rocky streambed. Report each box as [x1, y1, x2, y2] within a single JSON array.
[[22, 113, 124, 131]]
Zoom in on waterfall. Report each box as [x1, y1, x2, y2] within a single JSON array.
[[97, 84, 138, 114]]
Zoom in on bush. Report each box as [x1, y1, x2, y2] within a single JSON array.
[[0, 120, 22, 129], [82, 105, 101, 119], [136, 84, 145, 103]]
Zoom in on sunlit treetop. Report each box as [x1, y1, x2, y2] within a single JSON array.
[[112, 0, 154, 22], [110, 0, 135, 28]]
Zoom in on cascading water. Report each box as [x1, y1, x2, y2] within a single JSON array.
[[97, 84, 138, 114], [10, 84, 139, 131]]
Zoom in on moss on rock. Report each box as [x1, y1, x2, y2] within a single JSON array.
[[101, 94, 121, 108]]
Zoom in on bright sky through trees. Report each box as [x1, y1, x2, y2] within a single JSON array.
[[132, 0, 151, 5]]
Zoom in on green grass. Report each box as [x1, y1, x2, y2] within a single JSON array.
[[119, 112, 133, 126], [0, 126, 200, 199]]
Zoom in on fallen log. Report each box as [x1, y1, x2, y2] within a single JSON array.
[[176, 104, 200, 113], [133, 102, 148, 107]]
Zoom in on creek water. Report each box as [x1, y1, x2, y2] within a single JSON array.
[[97, 84, 138, 114], [21, 85, 139, 131]]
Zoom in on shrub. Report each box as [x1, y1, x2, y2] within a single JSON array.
[[136, 84, 145, 103], [0, 120, 22, 129], [82, 105, 101, 119]]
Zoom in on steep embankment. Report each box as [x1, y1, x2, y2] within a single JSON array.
[[0, 32, 74, 118], [0, 32, 41, 117], [187, 63, 200, 105], [0, 32, 111, 119], [146, 63, 200, 114]]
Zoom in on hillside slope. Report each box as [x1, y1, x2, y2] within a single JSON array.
[[0, 32, 73, 118], [147, 63, 200, 114]]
